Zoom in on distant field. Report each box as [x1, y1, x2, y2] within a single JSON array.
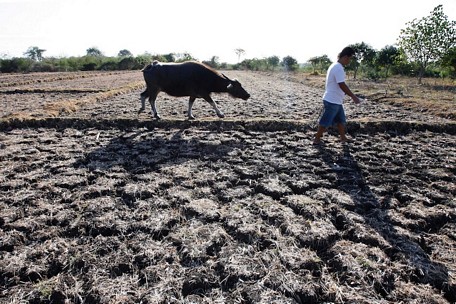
[[1, 71, 455, 303]]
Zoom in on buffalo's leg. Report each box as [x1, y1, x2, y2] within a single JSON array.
[[148, 90, 160, 119], [203, 95, 225, 118], [188, 96, 196, 120], [139, 89, 148, 113]]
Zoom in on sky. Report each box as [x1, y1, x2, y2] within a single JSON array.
[[0, 0, 455, 64]]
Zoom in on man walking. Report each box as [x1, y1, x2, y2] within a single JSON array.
[[313, 47, 361, 145]]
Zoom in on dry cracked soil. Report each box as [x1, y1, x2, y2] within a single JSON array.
[[0, 70, 455, 304]]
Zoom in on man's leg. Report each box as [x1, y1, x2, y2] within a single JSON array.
[[314, 125, 326, 144], [337, 123, 348, 142], [314, 101, 335, 144]]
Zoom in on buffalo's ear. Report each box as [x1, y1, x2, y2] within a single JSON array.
[[227, 83, 233, 89]]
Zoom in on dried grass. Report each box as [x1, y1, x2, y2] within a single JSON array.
[[0, 71, 126, 88], [301, 73, 456, 120], [1, 71, 455, 303], [43, 81, 144, 117]]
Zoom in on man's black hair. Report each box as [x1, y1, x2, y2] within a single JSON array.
[[338, 47, 355, 58]]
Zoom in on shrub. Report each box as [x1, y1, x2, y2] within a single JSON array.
[[0, 58, 33, 73], [99, 57, 119, 70], [81, 62, 97, 71], [118, 57, 136, 70]]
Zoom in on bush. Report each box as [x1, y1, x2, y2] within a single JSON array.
[[0, 58, 33, 73], [30, 61, 56, 72], [391, 61, 417, 77], [81, 62, 97, 71], [118, 57, 136, 70], [241, 58, 268, 71], [99, 58, 119, 71], [134, 54, 153, 69]]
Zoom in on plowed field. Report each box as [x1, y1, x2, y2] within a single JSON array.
[[1, 70, 455, 303]]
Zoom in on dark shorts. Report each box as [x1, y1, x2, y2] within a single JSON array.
[[319, 100, 346, 127]]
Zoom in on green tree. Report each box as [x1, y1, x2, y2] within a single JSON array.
[[347, 42, 376, 79], [308, 55, 332, 73], [440, 47, 456, 77], [86, 47, 103, 57], [24, 46, 46, 61], [390, 48, 415, 76], [118, 49, 133, 57], [398, 5, 456, 83], [308, 56, 320, 73], [375, 45, 400, 78], [281, 56, 298, 71], [266, 56, 280, 70], [162, 53, 175, 62], [203, 56, 220, 68]]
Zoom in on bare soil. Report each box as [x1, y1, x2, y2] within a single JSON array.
[[0, 70, 455, 303]]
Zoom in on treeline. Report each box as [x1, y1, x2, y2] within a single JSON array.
[[1, 46, 454, 82], [0, 48, 300, 74], [0, 51, 176, 73], [306, 43, 456, 80]]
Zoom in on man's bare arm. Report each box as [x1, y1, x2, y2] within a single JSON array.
[[338, 82, 360, 103]]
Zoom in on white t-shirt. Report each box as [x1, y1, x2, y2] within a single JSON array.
[[322, 62, 346, 105]]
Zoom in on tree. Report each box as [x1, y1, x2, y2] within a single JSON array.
[[235, 48, 245, 63], [398, 5, 456, 83], [375, 45, 400, 78], [308, 55, 331, 73], [281, 56, 298, 71], [24, 46, 46, 61], [162, 53, 175, 62], [174, 53, 194, 62], [347, 42, 376, 79], [118, 49, 133, 57], [266, 56, 280, 70], [203, 56, 220, 68], [440, 47, 456, 77], [86, 47, 103, 57], [390, 48, 416, 76], [308, 56, 320, 73]]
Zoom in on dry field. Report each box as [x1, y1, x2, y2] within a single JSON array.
[[0, 69, 455, 303]]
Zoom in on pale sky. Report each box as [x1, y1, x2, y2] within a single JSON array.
[[0, 0, 455, 63]]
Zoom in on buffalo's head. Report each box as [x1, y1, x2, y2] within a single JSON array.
[[223, 74, 250, 100]]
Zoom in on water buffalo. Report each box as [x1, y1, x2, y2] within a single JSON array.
[[139, 61, 250, 119]]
